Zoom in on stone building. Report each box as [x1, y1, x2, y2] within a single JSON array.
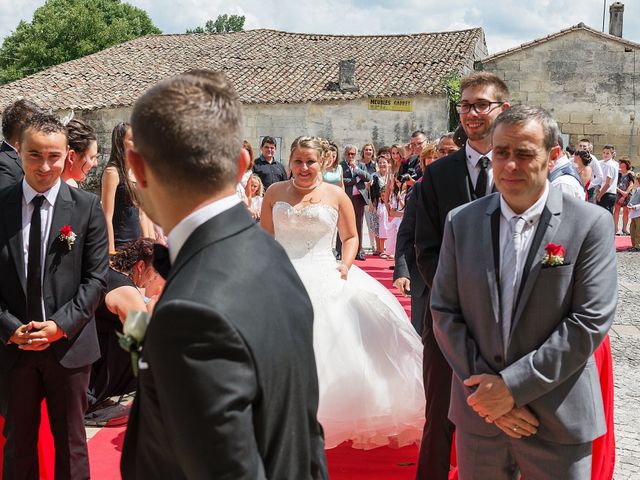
[[480, 21, 640, 164], [0, 28, 486, 165]]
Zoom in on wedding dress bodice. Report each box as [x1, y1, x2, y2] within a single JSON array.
[[273, 201, 338, 262]]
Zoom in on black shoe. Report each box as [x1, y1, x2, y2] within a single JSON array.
[[356, 253, 366, 261], [84, 403, 131, 427]]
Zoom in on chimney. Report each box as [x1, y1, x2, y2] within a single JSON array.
[[338, 60, 359, 93], [609, 2, 624, 37]]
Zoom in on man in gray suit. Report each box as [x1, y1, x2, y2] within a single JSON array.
[[431, 105, 617, 479]]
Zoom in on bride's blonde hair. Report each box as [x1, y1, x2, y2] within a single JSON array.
[[289, 136, 331, 170]]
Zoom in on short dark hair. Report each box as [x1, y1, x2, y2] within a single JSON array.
[[566, 143, 576, 155], [411, 130, 426, 139], [603, 144, 615, 151], [261, 136, 276, 148], [2, 99, 41, 141], [620, 158, 631, 169], [131, 70, 242, 192], [492, 105, 560, 151], [20, 112, 67, 144], [66, 119, 97, 155], [110, 238, 155, 275], [461, 72, 510, 102]]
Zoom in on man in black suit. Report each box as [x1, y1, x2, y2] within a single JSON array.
[[0, 113, 108, 479], [121, 70, 328, 479], [399, 130, 428, 179], [394, 134, 461, 335], [414, 72, 510, 480], [339, 144, 371, 260], [0, 99, 41, 189]]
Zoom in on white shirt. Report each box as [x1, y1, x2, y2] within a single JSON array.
[[22, 178, 61, 321], [601, 159, 619, 195], [590, 155, 604, 188], [167, 194, 241, 264], [499, 181, 549, 304], [550, 156, 585, 200], [465, 142, 493, 197]]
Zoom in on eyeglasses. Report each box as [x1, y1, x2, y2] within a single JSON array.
[[346, 152, 356, 156], [456, 101, 504, 114]]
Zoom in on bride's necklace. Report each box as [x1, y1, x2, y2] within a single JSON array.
[[291, 178, 321, 191]]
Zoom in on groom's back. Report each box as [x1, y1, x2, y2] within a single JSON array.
[[122, 205, 327, 480]]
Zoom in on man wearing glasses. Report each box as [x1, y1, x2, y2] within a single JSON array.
[[339, 145, 371, 260], [414, 72, 510, 480]]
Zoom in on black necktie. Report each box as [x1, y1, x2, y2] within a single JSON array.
[[27, 195, 45, 322], [475, 156, 489, 199], [152, 243, 171, 280]]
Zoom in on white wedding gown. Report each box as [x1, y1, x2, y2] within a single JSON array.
[[273, 201, 425, 450]]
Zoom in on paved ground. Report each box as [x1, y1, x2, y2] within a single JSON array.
[[611, 250, 640, 480]]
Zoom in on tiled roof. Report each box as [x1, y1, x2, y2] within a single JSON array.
[[0, 28, 485, 112], [482, 23, 640, 64]]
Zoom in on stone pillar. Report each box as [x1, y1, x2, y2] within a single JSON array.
[[609, 2, 624, 38]]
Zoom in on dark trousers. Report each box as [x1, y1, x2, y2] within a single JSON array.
[[598, 192, 616, 213], [2, 350, 91, 480], [417, 304, 455, 480], [337, 194, 367, 255], [410, 289, 427, 336], [587, 186, 598, 204]]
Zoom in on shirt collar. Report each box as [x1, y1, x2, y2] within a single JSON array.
[[22, 177, 61, 207], [167, 194, 241, 264], [500, 181, 549, 227], [466, 141, 492, 168], [550, 155, 571, 172]]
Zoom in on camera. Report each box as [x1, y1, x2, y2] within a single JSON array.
[[399, 168, 418, 184]]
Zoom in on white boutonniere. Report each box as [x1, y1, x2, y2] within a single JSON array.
[[117, 310, 150, 376], [58, 225, 77, 250]]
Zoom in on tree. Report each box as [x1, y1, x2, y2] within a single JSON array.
[[186, 14, 245, 34], [0, 0, 161, 84], [443, 71, 462, 131]]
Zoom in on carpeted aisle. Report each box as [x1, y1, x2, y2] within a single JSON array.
[[87, 255, 421, 479]]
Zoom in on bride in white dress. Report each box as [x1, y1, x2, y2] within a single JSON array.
[[260, 136, 424, 450]]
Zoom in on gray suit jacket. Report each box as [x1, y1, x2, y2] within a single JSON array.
[[431, 187, 617, 444]]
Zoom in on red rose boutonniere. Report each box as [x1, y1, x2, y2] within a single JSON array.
[[542, 243, 565, 266], [59, 225, 77, 251]]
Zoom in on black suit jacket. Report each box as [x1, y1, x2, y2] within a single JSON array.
[[415, 147, 472, 289], [0, 181, 108, 409], [393, 185, 426, 297], [0, 141, 24, 190], [121, 203, 328, 480], [341, 160, 371, 202]]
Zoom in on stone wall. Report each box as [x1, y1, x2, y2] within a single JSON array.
[[73, 94, 449, 185], [482, 29, 640, 165]]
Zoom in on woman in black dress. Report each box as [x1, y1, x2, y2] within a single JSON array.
[[101, 122, 155, 253]]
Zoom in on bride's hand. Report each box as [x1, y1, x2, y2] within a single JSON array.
[[337, 263, 349, 280]]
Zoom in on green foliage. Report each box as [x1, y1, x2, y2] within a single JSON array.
[[0, 0, 161, 84], [186, 14, 245, 34], [443, 71, 462, 131]]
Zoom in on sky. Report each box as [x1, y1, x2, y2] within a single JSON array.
[[0, 0, 638, 55]]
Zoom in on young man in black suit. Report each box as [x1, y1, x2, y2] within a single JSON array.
[[0, 113, 108, 479], [121, 70, 328, 480], [0, 99, 41, 190], [414, 72, 510, 480]]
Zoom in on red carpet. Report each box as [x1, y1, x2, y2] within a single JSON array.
[[615, 235, 631, 251], [86, 255, 420, 480]]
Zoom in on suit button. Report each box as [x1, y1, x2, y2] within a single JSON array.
[[494, 355, 502, 363]]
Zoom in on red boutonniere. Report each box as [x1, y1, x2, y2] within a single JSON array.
[[542, 243, 565, 266], [59, 225, 77, 251]]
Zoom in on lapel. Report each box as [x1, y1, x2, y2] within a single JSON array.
[[44, 182, 75, 275], [482, 194, 501, 325], [509, 188, 563, 338], [164, 203, 256, 287], [3, 183, 27, 293], [451, 148, 473, 205]]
